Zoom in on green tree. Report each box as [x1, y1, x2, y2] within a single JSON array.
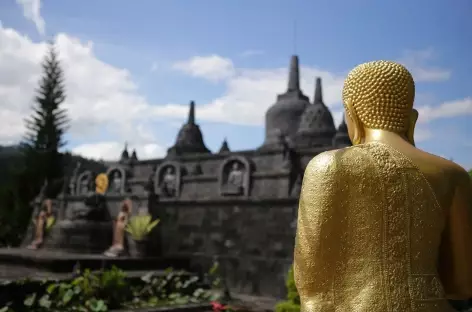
[[0, 44, 70, 247], [468, 169, 472, 178], [22, 43, 69, 195]]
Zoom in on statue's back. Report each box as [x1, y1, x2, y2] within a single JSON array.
[[347, 142, 453, 311], [294, 60, 472, 312], [295, 141, 470, 311]]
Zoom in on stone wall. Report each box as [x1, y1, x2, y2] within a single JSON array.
[[43, 196, 131, 253], [123, 149, 329, 298], [56, 148, 328, 297], [150, 199, 298, 298]]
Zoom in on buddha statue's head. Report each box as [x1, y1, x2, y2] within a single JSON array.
[[342, 60, 418, 146], [95, 173, 109, 195]]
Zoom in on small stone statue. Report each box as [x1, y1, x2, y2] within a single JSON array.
[[160, 167, 176, 197], [110, 171, 122, 194], [79, 174, 91, 195], [26, 199, 54, 250], [103, 198, 133, 257], [224, 162, 245, 195], [294, 61, 472, 311]]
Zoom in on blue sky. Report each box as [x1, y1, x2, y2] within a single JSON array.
[[0, 0, 470, 169]]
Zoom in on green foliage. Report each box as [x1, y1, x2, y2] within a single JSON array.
[[208, 260, 222, 289], [275, 265, 300, 312], [125, 215, 160, 241], [275, 301, 301, 312], [0, 171, 34, 247], [23, 44, 69, 190], [128, 268, 212, 308], [468, 169, 472, 178], [285, 265, 299, 304], [0, 147, 108, 248], [0, 266, 212, 311], [16, 266, 127, 311]]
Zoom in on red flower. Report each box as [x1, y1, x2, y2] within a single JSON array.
[[211, 301, 228, 312]]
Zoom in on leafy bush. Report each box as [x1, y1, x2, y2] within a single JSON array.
[[275, 301, 301, 312], [125, 215, 160, 241], [129, 269, 213, 308], [275, 265, 300, 312], [0, 266, 213, 312]]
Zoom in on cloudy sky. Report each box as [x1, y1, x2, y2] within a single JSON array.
[[0, 0, 471, 169]]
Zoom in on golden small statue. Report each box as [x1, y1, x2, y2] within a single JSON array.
[[95, 173, 109, 195], [294, 61, 472, 311]]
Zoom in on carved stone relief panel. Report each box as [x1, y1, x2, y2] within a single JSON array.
[[106, 167, 127, 194], [154, 161, 181, 198], [219, 156, 251, 197], [76, 171, 93, 195]]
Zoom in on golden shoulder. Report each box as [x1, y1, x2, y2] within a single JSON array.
[[303, 146, 370, 187], [303, 148, 348, 184]]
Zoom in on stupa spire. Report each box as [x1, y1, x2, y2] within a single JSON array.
[[119, 141, 129, 164], [188, 101, 195, 125], [314, 77, 323, 104], [287, 55, 300, 92], [219, 137, 230, 153], [167, 100, 210, 157]]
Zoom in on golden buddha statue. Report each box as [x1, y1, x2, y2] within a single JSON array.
[[95, 173, 109, 195], [293, 61, 472, 312]]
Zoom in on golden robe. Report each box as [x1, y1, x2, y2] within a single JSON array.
[[294, 142, 472, 312]]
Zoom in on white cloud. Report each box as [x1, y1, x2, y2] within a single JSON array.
[[72, 142, 165, 161], [167, 55, 346, 126], [399, 48, 451, 82], [412, 97, 472, 144], [172, 54, 235, 82], [417, 97, 472, 123], [15, 0, 45, 35], [0, 24, 165, 160]]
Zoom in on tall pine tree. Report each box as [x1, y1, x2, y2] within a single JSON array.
[[23, 43, 69, 196]]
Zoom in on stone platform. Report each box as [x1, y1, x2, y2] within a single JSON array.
[[0, 248, 191, 280]]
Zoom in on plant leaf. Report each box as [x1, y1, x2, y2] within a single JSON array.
[[24, 293, 36, 307]]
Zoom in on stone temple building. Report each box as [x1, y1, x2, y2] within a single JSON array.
[[46, 55, 351, 298]]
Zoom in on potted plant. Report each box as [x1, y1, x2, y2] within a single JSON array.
[[125, 214, 160, 257]]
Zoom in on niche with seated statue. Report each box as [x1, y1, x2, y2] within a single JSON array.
[[106, 167, 127, 195], [154, 161, 181, 198], [76, 171, 93, 196], [219, 156, 251, 197]]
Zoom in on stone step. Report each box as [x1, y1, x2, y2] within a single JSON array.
[[0, 266, 191, 283], [0, 248, 191, 274]]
